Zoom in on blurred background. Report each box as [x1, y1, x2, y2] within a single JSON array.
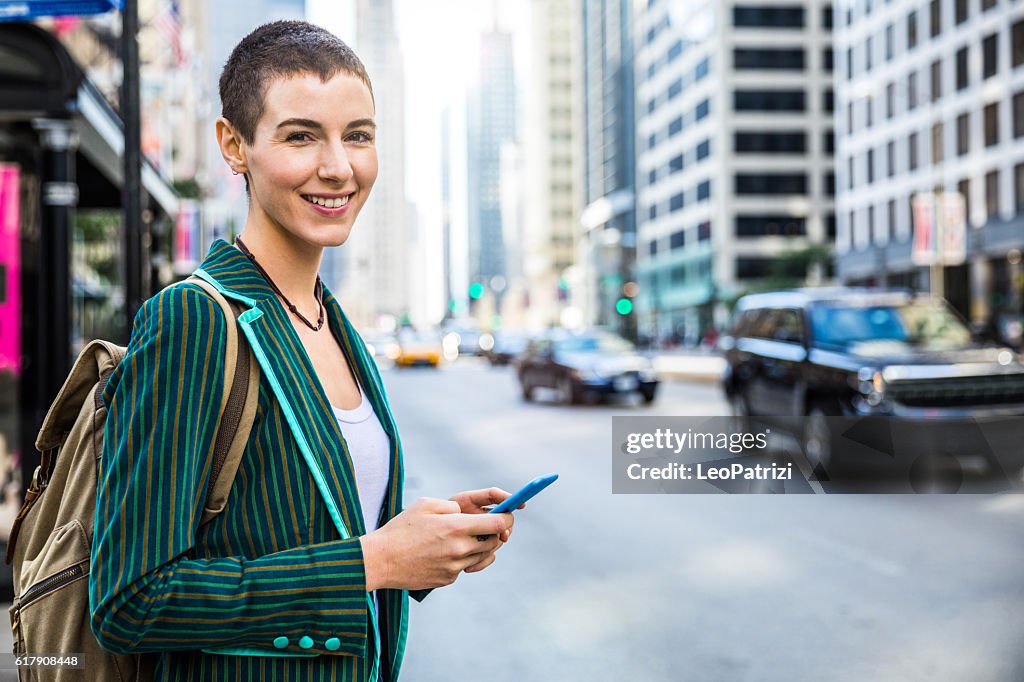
[[1, 0, 1024, 680]]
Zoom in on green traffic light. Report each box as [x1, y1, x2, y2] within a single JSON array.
[[469, 283, 484, 300], [615, 298, 633, 315]]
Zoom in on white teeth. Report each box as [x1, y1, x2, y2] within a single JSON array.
[[304, 194, 351, 209]]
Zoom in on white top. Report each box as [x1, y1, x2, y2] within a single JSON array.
[[332, 385, 390, 627], [331, 386, 390, 535]]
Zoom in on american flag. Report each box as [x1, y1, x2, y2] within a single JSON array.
[[150, 0, 185, 66]]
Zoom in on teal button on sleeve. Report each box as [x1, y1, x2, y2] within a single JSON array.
[[325, 637, 341, 651], [298, 636, 314, 649], [273, 636, 289, 649]]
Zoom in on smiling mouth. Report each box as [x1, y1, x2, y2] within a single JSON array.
[[301, 193, 353, 209]]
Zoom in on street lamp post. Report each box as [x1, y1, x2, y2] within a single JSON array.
[[121, 0, 143, 328]]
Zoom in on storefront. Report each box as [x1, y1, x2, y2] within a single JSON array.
[[0, 23, 178, 550]]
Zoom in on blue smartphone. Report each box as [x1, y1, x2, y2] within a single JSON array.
[[488, 473, 559, 514]]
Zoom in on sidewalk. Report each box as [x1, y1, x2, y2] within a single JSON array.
[[652, 351, 726, 384]]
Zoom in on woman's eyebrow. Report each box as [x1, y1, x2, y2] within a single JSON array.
[[276, 118, 323, 130], [346, 118, 377, 130]]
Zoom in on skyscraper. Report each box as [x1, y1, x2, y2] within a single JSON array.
[[580, 0, 636, 338], [467, 27, 517, 312], [634, 2, 835, 344]]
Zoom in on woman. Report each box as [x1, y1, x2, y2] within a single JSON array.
[[90, 20, 516, 681]]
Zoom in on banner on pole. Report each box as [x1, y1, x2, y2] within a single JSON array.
[[911, 193, 935, 266]]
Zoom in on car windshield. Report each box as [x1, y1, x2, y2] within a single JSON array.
[[554, 333, 634, 354], [809, 301, 972, 352]]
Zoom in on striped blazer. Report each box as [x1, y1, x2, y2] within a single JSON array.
[[90, 238, 416, 682]]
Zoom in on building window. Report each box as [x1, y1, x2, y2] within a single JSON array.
[[886, 82, 895, 119], [824, 131, 835, 154], [735, 215, 807, 237], [698, 221, 711, 241], [983, 34, 998, 79], [956, 46, 969, 90], [695, 99, 710, 120], [846, 46, 854, 80], [908, 11, 918, 50], [1015, 163, 1024, 214], [957, 112, 970, 155], [735, 131, 806, 153], [848, 101, 856, 134], [1015, 91, 1024, 138], [909, 132, 919, 170], [736, 258, 774, 280], [984, 102, 1000, 147], [824, 88, 834, 112], [669, 155, 684, 173], [931, 59, 942, 101], [696, 140, 711, 159], [930, 0, 941, 38], [668, 117, 683, 136], [885, 24, 894, 62], [735, 173, 807, 195], [981, 0, 996, 11], [985, 169, 1000, 218], [648, 169, 658, 185], [958, 178, 971, 223], [733, 6, 805, 28], [649, 204, 658, 220], [888, 199, 897, 239], [826, 213, 836, 239], [932, 122, 944, 164], [697, 180, 711, 201], [866, 95, 874, 128], [870, 205, 882, 244], [670, 193, 684, 212], [670, 230, 685, 249], [734, 48, 805, 70], [823, 6, 833, 30], [825, 172, 835, 196], [734, 90, 806, 111], [867, 148, 875, 184], [648, 240, 659, 257], [1015, 20, 1024, 68], [908, 71, 919, 110], [668, 78, 682, 99], [849, 155, 856, 189], [887, 140, 896, 177], [955, 0, 968, 25], [866, 36, 874, 72], [823, 48, 833, 72]]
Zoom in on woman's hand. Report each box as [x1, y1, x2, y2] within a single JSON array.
[[449, 487, 524, 543], [359, 497, 514, 591]]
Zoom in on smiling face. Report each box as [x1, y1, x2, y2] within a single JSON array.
[[229, 72, 378, 249]]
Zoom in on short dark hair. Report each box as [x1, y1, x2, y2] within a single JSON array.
[[219, 20, 373, 143]]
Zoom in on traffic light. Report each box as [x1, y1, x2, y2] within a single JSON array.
[[615, 298, 633, 315], [469, 282, 484, 300]]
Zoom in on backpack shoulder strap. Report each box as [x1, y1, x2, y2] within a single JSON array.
[[180, 276, 260, 527]]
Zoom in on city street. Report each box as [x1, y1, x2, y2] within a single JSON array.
[[392, 360, 1024, 682]]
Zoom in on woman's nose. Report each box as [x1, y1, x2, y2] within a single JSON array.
[[318, 141, 354, 183]]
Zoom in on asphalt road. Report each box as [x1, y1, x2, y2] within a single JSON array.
[[391, 358, 1024, 682]]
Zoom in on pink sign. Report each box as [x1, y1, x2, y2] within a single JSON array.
[[0, 165, 20, 376]]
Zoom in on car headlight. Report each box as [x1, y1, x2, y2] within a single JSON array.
[[856, 367, 886, 406]]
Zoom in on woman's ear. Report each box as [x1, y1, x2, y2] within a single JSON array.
[[215, 117, 247, 175]]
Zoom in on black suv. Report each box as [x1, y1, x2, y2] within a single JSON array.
[[720, 289, 1024, 476]]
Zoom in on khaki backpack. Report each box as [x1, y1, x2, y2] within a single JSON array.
[[4, 275, 260, 681]]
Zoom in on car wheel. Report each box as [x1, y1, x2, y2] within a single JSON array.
[[641, 387, 657, 405], [729, 389, 751, 417], [520, 378, 533, 402], [803, 404, 845, 477], [557, 375, 580, 405]]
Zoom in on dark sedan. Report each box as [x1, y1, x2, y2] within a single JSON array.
[[518, 331, 659, 405]]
